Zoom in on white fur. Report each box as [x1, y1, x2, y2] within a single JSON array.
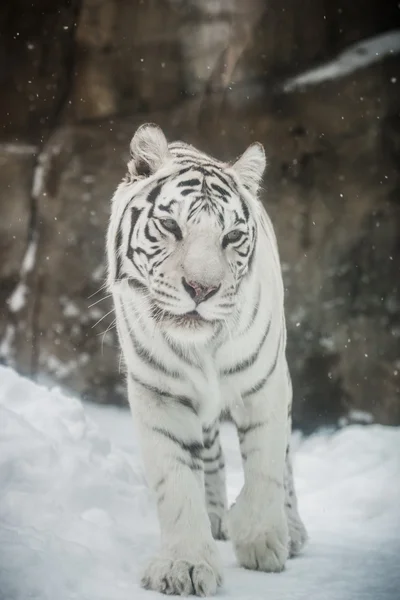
[[128, 123, 170, 177], [231, 142, 267, 196], [107, 125, 307, 596]]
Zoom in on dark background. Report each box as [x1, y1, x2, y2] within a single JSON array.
[[0, 0, 399, 431]]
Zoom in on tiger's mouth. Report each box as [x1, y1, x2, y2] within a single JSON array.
[[151, 304, 208, 328], [171, 311, 205, 328]]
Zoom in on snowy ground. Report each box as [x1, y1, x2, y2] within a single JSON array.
[[1, 366, 399, 600]]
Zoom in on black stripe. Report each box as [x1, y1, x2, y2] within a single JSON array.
[[152, 426, 203, 458], [115, 227, 123, 280], [203, 447, 222, 463], [222, 316, 271, 376], [177, 163, 238, 195], [163, 334, 199, 368], [177, 178, 201, 187], [240, 284, 260, 334], [171, 152, 205, 160], [181, 188, 197, 196], [130, 373, 198, 414], [176, 456, 203, 471], [209, 171, 238, 196], [240, 197, 250, 221], [158, 200, 176, 213], [244, 227, 257, 273], [154, 477, 165, 492], [242, 331, 283, 398], [237, 421, 267, 437], [247, 240, 256, 272], [242, 374, 269, 399], [172, 166, 197, 178], [152, 220, 166, 236], [203, 466, 221, 476], [173, 507, 184, 525], [127, 324, 180, 378], [115, 199, 135, 277], [144, 222, 157, 243], [204, 427, 219, 450], [127, 278, 147, 292], [133, 245, 164, 260], [210, 182, 230, 197], [126, 207, 142, 260], [207, 500, 224, 509], [155, 289, 180, 301], [146, 183, 163, 204], [236, 245, 250, 258], [202, 422, 216, 435]]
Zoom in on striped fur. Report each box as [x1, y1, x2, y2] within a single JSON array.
[[107, 124, 307, 596]]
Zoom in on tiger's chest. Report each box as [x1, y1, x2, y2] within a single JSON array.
[[181, 327, 270, 424]]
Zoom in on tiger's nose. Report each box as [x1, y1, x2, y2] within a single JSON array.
[[182, 278, 220, 304]]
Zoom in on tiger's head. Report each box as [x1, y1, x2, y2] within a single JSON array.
[[107, 124, 266, 340]]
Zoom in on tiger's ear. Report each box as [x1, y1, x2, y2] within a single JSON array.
[[128, 123, 169, 178], [231, 142, 266, 196]]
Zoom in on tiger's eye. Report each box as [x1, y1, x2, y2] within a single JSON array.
[[222, 229, 244, 249], [161, 219, 182, 240], [226, 230, 243, 243]]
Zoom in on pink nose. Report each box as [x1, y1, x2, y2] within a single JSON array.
[[182, 278, 220, 304]]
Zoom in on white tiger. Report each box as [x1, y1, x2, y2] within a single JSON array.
[[107, 124, 307, 596]]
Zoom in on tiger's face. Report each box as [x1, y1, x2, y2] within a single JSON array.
[[108, 124, 266, 338]]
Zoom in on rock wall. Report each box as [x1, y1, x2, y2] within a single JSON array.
[[0, 0, 399, 430]]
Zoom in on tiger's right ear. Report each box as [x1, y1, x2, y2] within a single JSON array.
[[128, 123, 169, 178]]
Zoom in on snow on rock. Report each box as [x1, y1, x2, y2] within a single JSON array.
[[1, 366, 400, 600], [7, 282, 28, 313], [284, 29, 400, 91], [0, 143, 37, 155], [0, 325, 15, 360], [6, 236, 38, 314]]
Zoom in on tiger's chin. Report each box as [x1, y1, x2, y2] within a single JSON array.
[[153, 307, 218, 344]]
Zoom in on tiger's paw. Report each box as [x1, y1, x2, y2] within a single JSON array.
[[141, 556, 222, 597], [229, 499, 289, 572], [232, 526, 289, 572]]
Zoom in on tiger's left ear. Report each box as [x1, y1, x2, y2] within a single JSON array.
[[128, 123, 170, 178], [231, 142, 266, 196]]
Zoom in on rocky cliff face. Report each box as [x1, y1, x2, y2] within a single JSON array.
[[0, 0, 399, 430]]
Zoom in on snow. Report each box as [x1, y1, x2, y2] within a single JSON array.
[[0, 143, 37, 155], [31, 162, 45, 199], [284, 29, 400, 91], [1, 365, 399, 600], [60, 298, 80, 318], [21, 238, 38, 274], [339, 408, 374, 428], [7, 282, 28, 313], [6, 236, 38, 314], [0, 324, 15, 359]]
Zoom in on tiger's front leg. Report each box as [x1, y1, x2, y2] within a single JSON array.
[[229, 374, 289, 572], [203, 421, 229, 541], [128, 378, 223, 597]]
